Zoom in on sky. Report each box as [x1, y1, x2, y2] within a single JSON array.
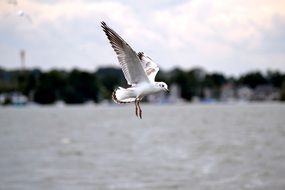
[[0, 0, 285, 76]]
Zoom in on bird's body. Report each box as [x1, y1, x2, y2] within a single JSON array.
[[113, 82, 163, 103], [101, 21, 168, 118]]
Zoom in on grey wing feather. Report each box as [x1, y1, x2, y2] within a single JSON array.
[[101, 22, 149, 85], [138, 52, 159, 82]]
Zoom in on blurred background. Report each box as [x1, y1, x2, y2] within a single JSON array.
[[1, 0, 285, 104], [0, 0, 285, 190]]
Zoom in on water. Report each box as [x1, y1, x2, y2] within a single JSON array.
[[0, 103, 285, 190]]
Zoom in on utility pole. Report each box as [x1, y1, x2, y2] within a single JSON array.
[[20, 49, 25, 73]]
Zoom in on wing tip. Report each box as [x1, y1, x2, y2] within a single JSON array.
[[101, 21, 108, 31], [101, 21, 106, 26], [101, 21, 112, 40], [138, 52, 144, 60]]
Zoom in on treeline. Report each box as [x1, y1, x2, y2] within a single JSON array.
[[0, 67, 285, 104], [167, 68, 285, 101]]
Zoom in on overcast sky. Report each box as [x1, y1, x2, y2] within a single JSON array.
[[1, 0, 285, 76]]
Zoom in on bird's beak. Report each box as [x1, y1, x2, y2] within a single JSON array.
[[165, 88, 169, 92]]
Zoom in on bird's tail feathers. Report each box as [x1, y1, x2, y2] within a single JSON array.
[[112, 87, 136, 104]]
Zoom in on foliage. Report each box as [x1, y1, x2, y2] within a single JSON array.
[[0, 67, 284, 104], [280, 79, 285, 101], [238, 71, 267, 88]]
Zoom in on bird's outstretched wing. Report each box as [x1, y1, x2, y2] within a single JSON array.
[[138, 52, 159, 82], [101, 22, 149, 85]]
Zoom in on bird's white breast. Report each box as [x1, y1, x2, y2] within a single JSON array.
[[135, 82, 161, 97]]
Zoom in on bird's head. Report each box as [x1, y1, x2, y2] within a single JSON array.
[[157, 82, 169, 92]]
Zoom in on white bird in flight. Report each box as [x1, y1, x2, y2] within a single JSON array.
[[101, 21, 169, 119], [17, 10, 32, 24]]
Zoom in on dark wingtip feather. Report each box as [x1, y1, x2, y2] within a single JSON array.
[[138, 52, 144, 60], [101, 21, 107, 30]]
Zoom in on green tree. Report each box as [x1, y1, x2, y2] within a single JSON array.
[[238, 71, 267, 88], [33, 72, 58, 104], [266, 70, 285, 88], [63, 69, 99, 103], [170, 68, 192, 101], [34, 87, 57, 104], [280, 79, 285, 101], [96, 67, 123, 100]]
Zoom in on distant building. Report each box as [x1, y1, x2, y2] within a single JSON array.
[[252, 85, 280, 101], [148, 84, 184, 104], [168, 84, 184, 103], [201, 87, 215, 102], [0, 92, 28, 106], [147, 91, 167, 103], [236, 86, 253, 101], [220, 83, 235, 102], [11, 92, 28, 105], [0, 94, 6, 104]]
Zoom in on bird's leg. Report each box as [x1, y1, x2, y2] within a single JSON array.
[[138, 99, 142, 119], [135, 99, 138, 117]]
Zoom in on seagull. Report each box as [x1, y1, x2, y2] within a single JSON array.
[[101, 21, 169, 119], [17, 10, 33, 24]]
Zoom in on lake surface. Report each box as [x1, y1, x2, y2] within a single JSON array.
[[0, 103, 285, 190]]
